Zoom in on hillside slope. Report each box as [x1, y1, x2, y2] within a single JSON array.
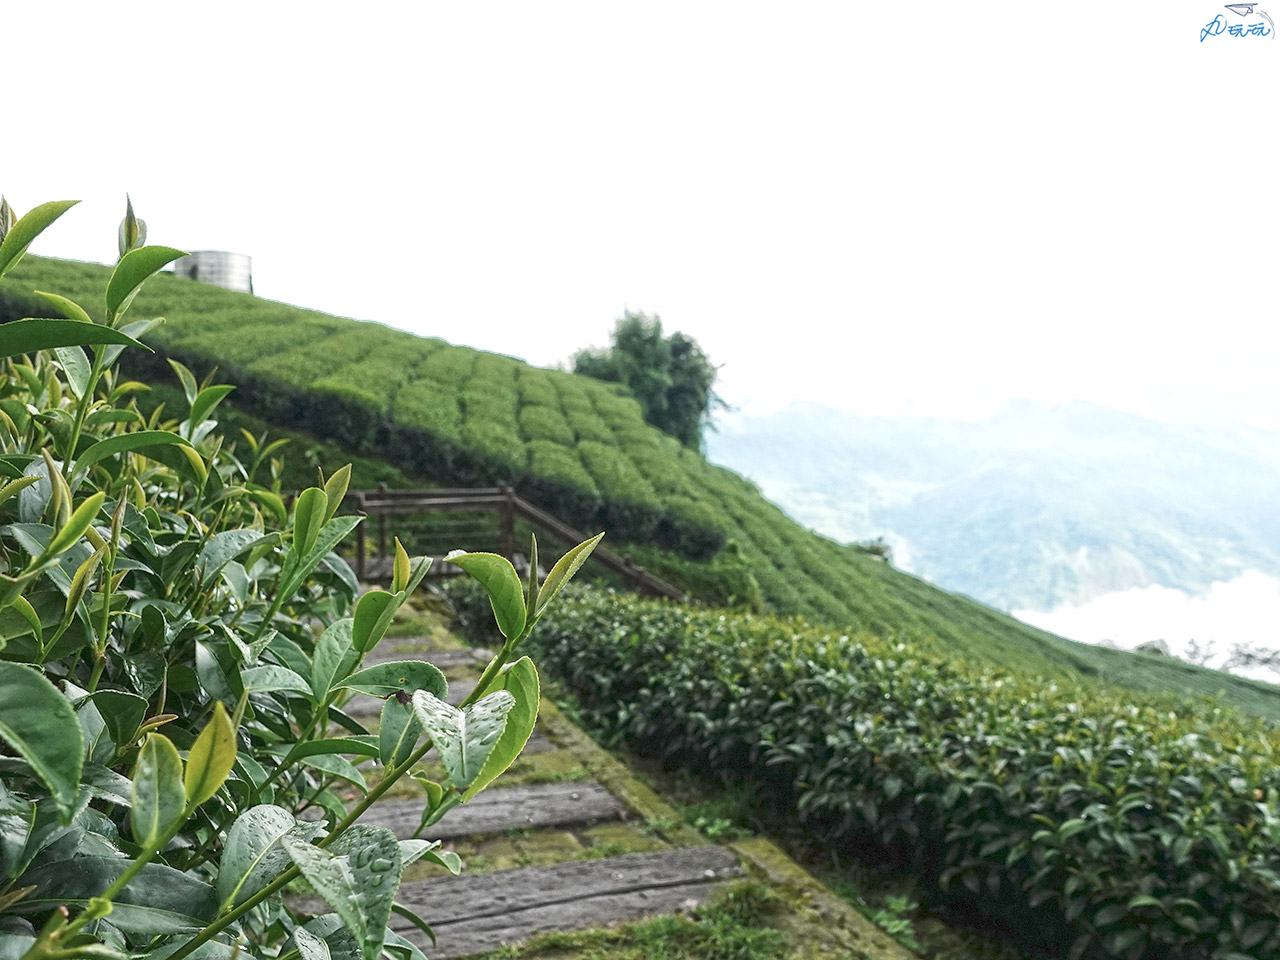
[[5, 255, 1280, 719]]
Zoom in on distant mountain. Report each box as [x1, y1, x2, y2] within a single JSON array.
[[707, 400, 1280, 612]]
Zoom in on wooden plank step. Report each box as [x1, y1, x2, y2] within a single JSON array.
[[392, 847, 744, 958], [361, 781, 624, 840]]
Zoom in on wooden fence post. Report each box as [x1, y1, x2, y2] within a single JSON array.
[[377, 482, 388, 559], [498, 485, 516, 562], [354, 492, 367, 582]]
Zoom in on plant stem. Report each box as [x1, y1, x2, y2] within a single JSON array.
[[167, 733, 438, 960], [319, 735, 435, 848], [62, 352, 106, 480]]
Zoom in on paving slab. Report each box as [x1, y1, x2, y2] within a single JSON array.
[[391, 846, 744, 958], [362, 781, 625, 840]]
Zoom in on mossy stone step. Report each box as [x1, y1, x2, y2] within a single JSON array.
[[363, 781, 625, 840], [391, 846, 744, 958]]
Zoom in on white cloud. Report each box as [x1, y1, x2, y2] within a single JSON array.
[[1015, 570, 1280, 682]]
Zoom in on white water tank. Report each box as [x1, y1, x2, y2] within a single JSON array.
[[172, 251, 253, 293]]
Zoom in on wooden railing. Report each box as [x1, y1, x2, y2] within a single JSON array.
[[347, 485, 685, 601]]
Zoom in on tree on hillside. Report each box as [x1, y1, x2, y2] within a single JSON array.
[[573, 310, 724, 449]]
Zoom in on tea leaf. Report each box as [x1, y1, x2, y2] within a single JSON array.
[[37, 492, 103, 563], [292, 487, 328, 557], [351, 589, 398, 654], [106, 246, 187, 322], [75, 431, 195, 474], [379, 699, 422, 767], [534, 532, 604, 619], [445, 551, 525, 640], [0, 662, 83, 823], [185, 702, 237, 806], [411, 689, 514, 790], [322, 464, 352, 522], [0, 200, 78, 279], [130, 733, 187, 849], [33, 290, 93, 325], [328, 825, 403, 960], [462, 658, 539, 801], [219, 804, 309, 909], [338, 660, 446, 700], [0, 318, 147, 359]]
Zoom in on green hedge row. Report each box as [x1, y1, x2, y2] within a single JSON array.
[[447, 583, 1280, 960], [518, 403, 577, 446]]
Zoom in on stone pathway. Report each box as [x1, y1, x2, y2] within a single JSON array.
[[299, 632, 915, 959]]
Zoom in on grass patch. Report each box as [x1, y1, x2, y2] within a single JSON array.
[[480, 881, 786, 960]]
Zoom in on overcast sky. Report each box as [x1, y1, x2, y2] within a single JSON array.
[[7, 2, 1278, 423]]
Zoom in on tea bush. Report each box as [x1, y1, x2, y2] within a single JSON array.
[[446, 582, 1280, 960], [517, 404, 576, 446], [0, 199, 601, 960]]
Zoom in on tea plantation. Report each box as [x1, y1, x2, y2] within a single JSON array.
[[4, 256, 1280, 723]]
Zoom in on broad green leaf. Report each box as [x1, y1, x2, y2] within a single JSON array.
[[218, 804, 317, 909], [292, 487, 328, 557], [106, 245, 187, 321], [294, 926, 333, 960], [283, 838, 369, 959], [130, 733, 187, 849], [90, 690, 148, 750], [0, 662, 84, 822], [339, 660, 446, 700], [245, 485, 287, 522], [0, 201, 78, 279], [0, 476, 39, 512], [241, 665, 312, 696], [167, 358, 198, 407], [445, 551, 525, 640], [462, 658, 539, 801], [278, 515, 361, 601], [392, 538, 411, 593], [53, 346, 90, 398], [64, 545, 105, 619], [189, 383, 234, 428], [281, 737, 380, 761], [414, 847, 460, 876], [311, 618, 357, 702], [328, 825, 403, 960], [322, 464, 351, 522], [38, 492, 105, 562], [379, 699, 422, 767], [34, 290, 93, 325], [13, 857, 216, 934], [298, 753, 366, 790], [410, 689, 515, 790], [185, 702, 237, 806], [299, 917, 360, 960], [351, 589, 399, 654], [534, 532, 604, 619], [10, 594, 42, 642], [142, 441, 207, 486], [0, 318, 147, 359], [411, 774, 445, 819], [195, 529, 266, 588]]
